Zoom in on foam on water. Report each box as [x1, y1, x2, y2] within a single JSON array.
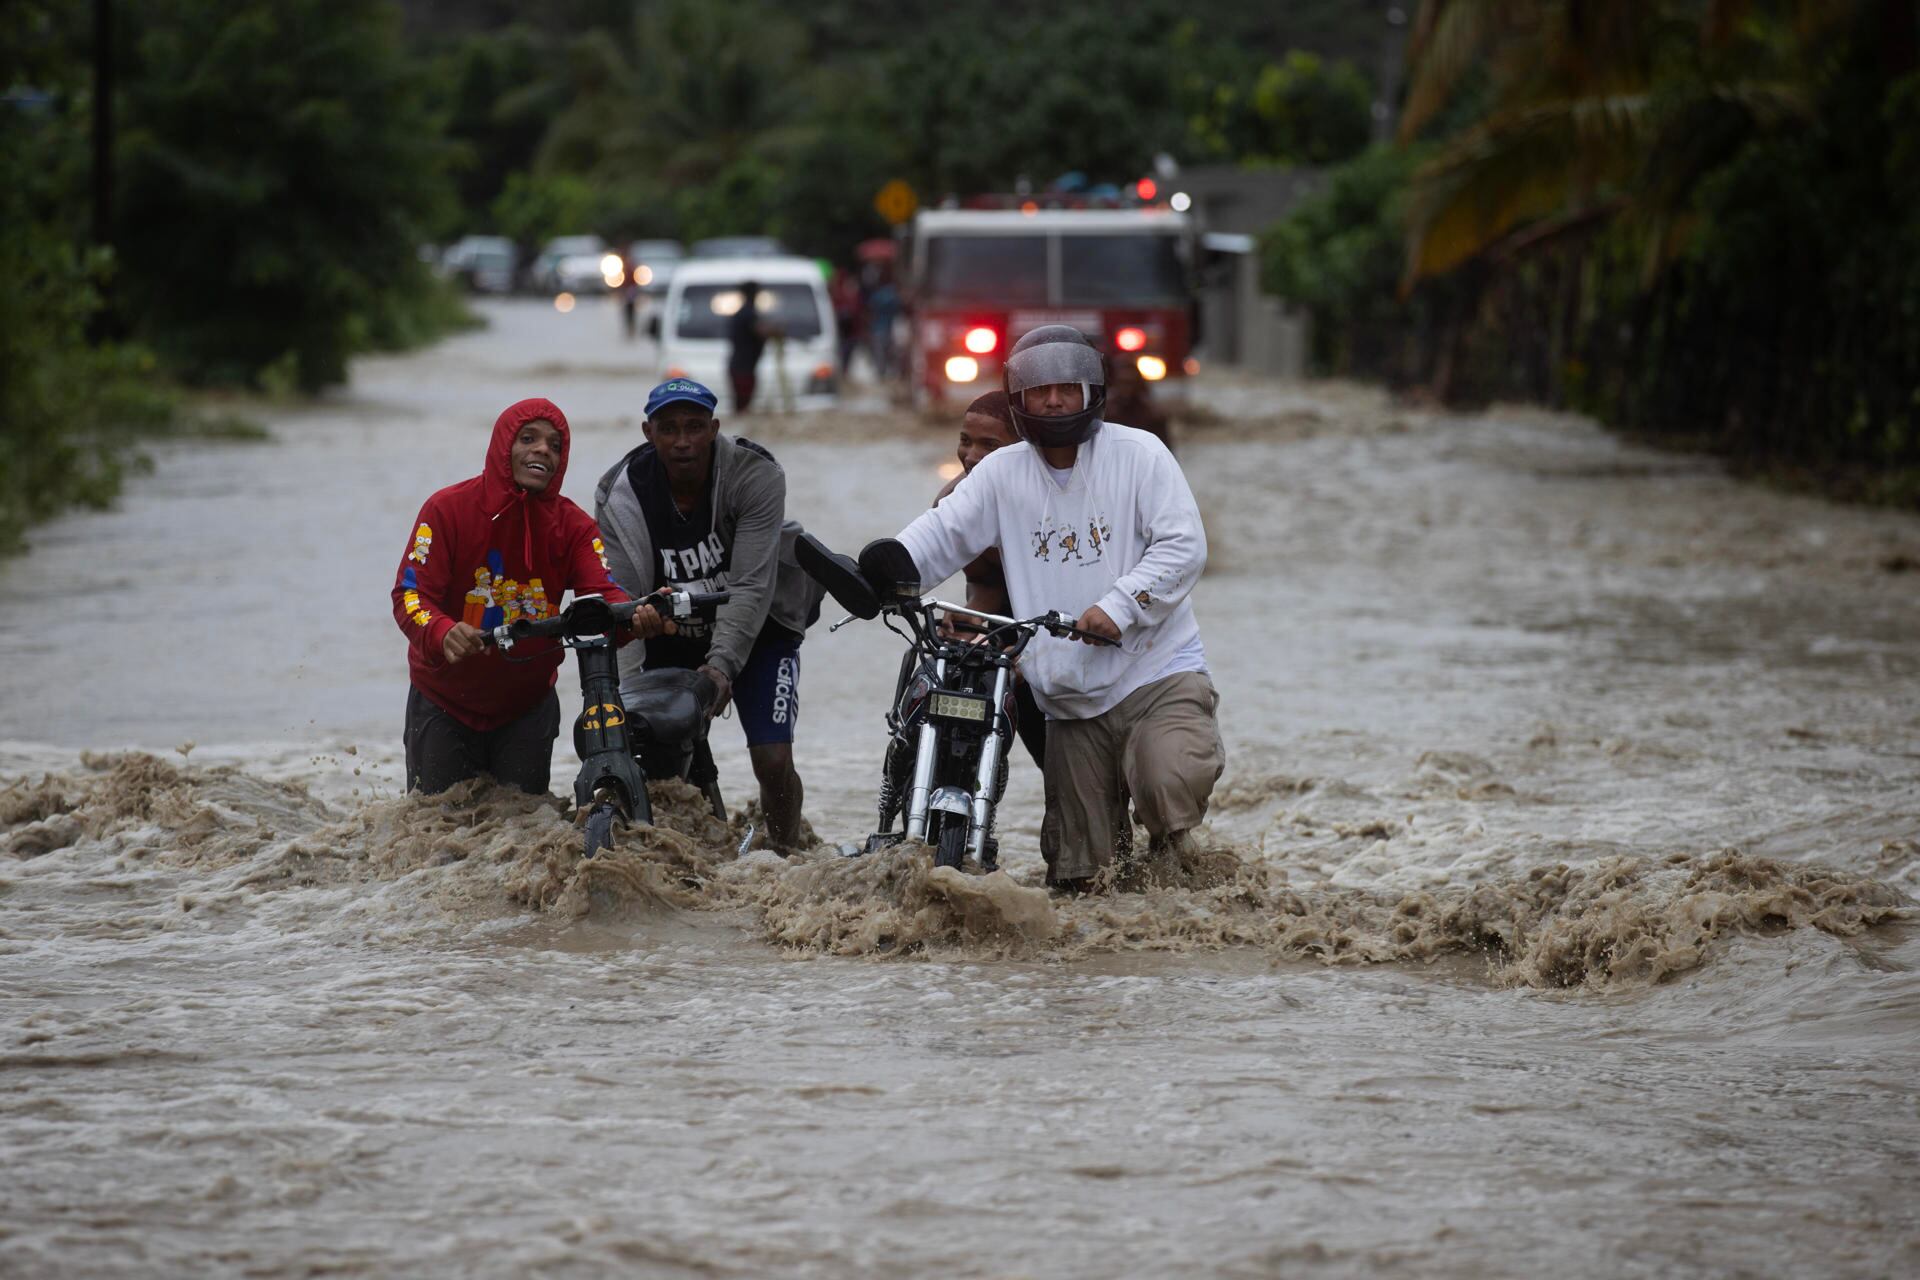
[[7, 753, 1906, 993]]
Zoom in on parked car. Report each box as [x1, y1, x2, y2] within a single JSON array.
[[657, 257, 839, 410], [443, 234, 517, 294], [628, 239, 686, 297], [531, 235, 612, 294]]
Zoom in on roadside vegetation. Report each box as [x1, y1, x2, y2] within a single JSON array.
[[15, 0, 1910, 547], [1263, 0, 1920, 503], [4, 0, 1375, 549], [417, 0, 1377, 254], [2, 1, 478, 548]]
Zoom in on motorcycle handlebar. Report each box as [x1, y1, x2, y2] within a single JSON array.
[[1036, 610, 1120, 647], [919, 599, 1118, 647]]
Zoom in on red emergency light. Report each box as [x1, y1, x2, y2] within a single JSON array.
[[963, 326, 997, 354], [1134, 177, 1157, 202], [1114, 326, 1147, 352]]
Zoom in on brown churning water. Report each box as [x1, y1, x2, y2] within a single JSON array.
[[3, 300, 1917, 1277]]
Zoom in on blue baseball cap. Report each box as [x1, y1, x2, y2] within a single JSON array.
[[644, 377, 719, 418]]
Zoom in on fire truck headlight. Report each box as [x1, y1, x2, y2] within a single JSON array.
[[945, 355, 980, 383], [1136, 355, 1168, 381], [963, 326, 997, 354]]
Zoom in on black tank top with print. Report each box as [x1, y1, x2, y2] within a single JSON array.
[[626, 444, 729, 670]]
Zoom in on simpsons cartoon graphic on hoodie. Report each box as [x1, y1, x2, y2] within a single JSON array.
[[391, 397, 629, 732]]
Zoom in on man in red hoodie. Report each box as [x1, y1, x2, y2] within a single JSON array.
[[391, 397, 659, 794]]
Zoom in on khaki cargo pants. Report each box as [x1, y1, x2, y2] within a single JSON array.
[[1040, 671, 1225, 884]]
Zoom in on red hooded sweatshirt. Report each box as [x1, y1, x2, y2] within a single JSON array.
[[392, 398, 628, 731]]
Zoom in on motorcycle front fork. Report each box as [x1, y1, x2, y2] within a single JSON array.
[[901, 659, 1011, 864]]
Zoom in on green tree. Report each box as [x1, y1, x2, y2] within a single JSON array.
[[1395, 0, 1853, 284], [115, 0, 458, 390], [425, 25, 556, 238], [1275, 0, 1920, 484], [888, 4, 1196, 196], [0, 4, 176, 550], [1249, 50, 1373, 164], [491, 170, 596, 248]]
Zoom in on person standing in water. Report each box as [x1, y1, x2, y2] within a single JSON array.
[[727, 280, 770, 413], [929, 389, 1045, 769], [594, 378, 825, 850], [390, 397, 663, 795], [863, 327, 1223, 893]]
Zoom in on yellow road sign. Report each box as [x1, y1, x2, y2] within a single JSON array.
[[874, 179, 918, 225]]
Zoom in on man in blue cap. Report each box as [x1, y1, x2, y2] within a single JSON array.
[[594, 378, 825, 850]]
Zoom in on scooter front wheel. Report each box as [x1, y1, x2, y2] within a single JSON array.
[[583, 801, 624, 859]]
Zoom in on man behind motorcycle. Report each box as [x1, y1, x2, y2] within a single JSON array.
[[593, 378, 824, 850], [931, 390, 1045, 770], [868, 326, 1225, 892]]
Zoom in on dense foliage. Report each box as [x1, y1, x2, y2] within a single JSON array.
[[2, 0, 473, 545], [1264, 0, 1920, 496], [417, 0, 1381, 255], [0, 6, 173, 550], [116, 0, 464, 391], [4, 0, 1380, 547]]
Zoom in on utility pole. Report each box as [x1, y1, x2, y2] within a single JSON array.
[[1372, 4, 1409, 145], [92, 0, 113, 250]]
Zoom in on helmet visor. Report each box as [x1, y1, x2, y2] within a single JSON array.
[[1004, 340, 1105, 397]]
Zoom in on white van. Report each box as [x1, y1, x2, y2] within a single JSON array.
[[657, 257, 840, 411]]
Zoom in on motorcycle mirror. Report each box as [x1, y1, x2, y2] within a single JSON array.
[[856, 538, 922, 602], [795, 532, 881, 620]]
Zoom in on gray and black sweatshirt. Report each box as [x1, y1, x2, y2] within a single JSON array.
[[594, 434, 824, 700]]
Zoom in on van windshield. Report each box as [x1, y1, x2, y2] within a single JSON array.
[[1058, 234, 1186, 303], [674, 284, 824, 340], [923, 236, 1048, 304]]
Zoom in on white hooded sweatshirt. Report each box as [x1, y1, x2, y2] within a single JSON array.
[[896, 421, 1206, 720]]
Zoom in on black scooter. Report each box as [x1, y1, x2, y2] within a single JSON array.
[[484, 588, 729, 858]]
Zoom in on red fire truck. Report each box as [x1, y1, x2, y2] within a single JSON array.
[[902, 206, 1196, 409]]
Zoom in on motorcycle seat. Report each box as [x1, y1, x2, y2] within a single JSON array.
[[624, 668, 714, 744]]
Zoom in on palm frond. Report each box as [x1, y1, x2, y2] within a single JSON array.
[[1401, 0, 1505, 139]]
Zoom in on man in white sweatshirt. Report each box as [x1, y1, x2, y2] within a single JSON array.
[[881, 326, 1224, 892]]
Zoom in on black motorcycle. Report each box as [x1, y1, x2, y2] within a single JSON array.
[[795, 535, 1112, 871], [484, 588, 729, 858]]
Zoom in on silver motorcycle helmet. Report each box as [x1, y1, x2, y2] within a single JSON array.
[[1003, 325, 1106, 448]]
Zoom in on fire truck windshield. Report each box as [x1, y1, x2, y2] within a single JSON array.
[[1060, 234, 1186, 304], [925, 237, 1048, 304], [923, 232, 1187, 306]]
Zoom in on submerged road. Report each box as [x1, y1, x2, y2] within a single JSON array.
[[2, 297, 1916, 1278]]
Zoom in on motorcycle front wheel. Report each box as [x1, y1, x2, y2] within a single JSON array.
[[933, 814, 968, 871]]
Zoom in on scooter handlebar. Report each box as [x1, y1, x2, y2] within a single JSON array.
[[480, 588, 731, 650], [646, 588, 731, 622]]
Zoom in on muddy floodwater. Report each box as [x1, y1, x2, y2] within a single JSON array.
[[3, 298, 1918, 1278]]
